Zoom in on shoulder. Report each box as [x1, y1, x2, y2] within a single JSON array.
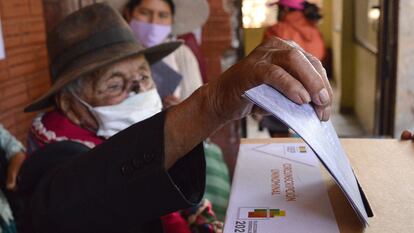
[[18, 141, 89, 193], [172, 44, 199, 68]]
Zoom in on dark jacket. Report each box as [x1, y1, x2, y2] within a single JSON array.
[[18, 112, 206, 233]]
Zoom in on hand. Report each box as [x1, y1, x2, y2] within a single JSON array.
[[401, 130, 414, 141], [6, 152, 26, 191], [205, 37, 333, 122], [163, 95, 181, 109], [165, 37, 333, 169]]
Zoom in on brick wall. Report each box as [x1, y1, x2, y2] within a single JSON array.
[[0, 0, 50, 143], [202, 0, 241, 176], [202, 0, 232, 82]]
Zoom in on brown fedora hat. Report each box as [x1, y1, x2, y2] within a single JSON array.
[[24, 2, 181, 112]]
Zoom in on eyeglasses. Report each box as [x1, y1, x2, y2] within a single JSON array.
[[100, 72, 154, 98]]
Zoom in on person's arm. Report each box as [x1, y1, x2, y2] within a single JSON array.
[[22, 38, 332, 233], [6, 152, 25, 190], [0, 124, 26, 190], [22, 112, 206, 233], [164, 37, 332, 169], [0, 124, 25, 160]]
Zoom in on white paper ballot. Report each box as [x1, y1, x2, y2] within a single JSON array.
[[0, 19, 5, 60], [224, 143, 340, 233], [243, 84, 369, 225]]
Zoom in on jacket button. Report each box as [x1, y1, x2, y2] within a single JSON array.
[[143, 153, 155, 163], [132, 158, 143, 169], [121, 163, 134, 176]]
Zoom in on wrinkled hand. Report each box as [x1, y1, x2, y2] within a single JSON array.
[[401, 130, 414, 141], [205, 37, 333, 122], [165, 37, 333, 169], [6, 152, 25, 191]]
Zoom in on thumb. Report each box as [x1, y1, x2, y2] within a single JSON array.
[[6, 170, 17, 190], [6, 152, 26, 191]]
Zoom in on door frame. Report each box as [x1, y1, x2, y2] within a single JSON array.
[[374, 0, 399, 136]]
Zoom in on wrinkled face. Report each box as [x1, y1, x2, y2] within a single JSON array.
[[57, 54, 155, 131], [80, 54, 154, 106], [131, 0, 173, 25]]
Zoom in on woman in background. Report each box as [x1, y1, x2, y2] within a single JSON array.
[[264, 0, 325, 60], [260, 0, 326, 137], [124, 0, 205, 106]]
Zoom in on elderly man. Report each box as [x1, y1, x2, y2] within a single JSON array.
[[18, 3, 332, 233]]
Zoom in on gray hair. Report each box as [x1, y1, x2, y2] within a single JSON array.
[[60, 67, 105, 95], [61, 76, 85, 95]]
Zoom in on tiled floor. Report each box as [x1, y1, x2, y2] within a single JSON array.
[[330, 111, 366, 137]]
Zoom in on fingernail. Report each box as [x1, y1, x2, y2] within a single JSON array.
[[322, 107, 331, 121], [318, 88, 330, 105], [299, 90, 311, 104], [316, 108, 323, 120]]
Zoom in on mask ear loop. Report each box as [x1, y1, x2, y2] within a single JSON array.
[[70, 91, 94, 110], [69, 91, 104, 127]]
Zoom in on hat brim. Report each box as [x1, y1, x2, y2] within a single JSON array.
[[171, 0, 210, 35], [24, 41, 181, 112]]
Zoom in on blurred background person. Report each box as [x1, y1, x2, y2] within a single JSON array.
[[258, 0, 326, 138], [123, 0, 205, 108], [264, 0, 325, 60], [174, 0, 209, 84], [0, 124, 26, 233]]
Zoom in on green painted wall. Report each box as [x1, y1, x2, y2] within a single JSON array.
[[318, 0, 333, 48], [243, 28, 265, 56]]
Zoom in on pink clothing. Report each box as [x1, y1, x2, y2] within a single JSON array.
[[264, 11, 325, 60], [279, 0, 305, 10], [28, 111, 104, 151], [161, 212, 191, 233]]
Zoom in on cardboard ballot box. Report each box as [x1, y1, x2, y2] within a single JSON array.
[[225, 138, 414, 233]]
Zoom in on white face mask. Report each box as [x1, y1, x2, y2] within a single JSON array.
[[74, 89, 162, 138]]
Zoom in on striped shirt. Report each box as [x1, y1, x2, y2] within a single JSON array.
[[203, 142, 231, 221]]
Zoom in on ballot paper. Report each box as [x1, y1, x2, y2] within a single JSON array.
[[223, 143, 340, 233], [151, 61, 182, 99], [243, 84, 369, 225]]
